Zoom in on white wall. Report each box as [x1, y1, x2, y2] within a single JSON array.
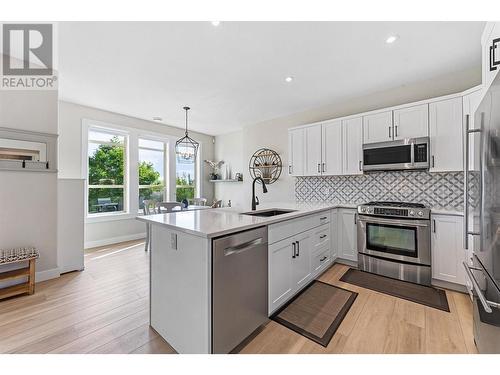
[[215, 67, 481, 208], [0, 88, 59, 281], [58, 101, 215, 248]]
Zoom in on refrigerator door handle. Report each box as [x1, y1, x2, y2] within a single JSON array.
[[463, 114, 482, 249]]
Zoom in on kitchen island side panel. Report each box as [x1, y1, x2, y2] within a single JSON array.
[[150, 225, 211, 354]]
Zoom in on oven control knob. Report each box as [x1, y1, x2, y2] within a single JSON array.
[[417, 211, 424, 217], [409, 210, 415, 216], [360, 207, 366, 213]]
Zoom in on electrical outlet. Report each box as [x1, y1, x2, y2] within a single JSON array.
[[170, 233, 177, 250]]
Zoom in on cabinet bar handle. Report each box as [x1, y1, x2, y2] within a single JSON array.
[[433, 219, 436, 233], [432, 155, 435, 168], [296, 241, 300, 257], [317, 163, 321, 173], [395, 125, 398, 137], [289, 165, 292, 174], [322, 163, 325, 173], [292, 242, 296, 259], [320, 234, 327, 239], [389, 126, 392, 139], [359, 160, 362, 171], [320, 256, 327, 262], [354, 214, 357, 225]]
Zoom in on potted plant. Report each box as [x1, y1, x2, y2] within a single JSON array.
[[204, 160, 224, 180]]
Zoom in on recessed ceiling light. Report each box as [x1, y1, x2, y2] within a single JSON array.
[[152, 117, 162, 122], [386, 35, 399, 44], [211, 21, 220, 27], [285, 76, 294, 83]]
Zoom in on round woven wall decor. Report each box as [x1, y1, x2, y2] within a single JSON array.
[[248, 148, 282, 184]]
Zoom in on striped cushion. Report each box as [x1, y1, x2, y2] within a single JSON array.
[[0, 247, 38, 264]]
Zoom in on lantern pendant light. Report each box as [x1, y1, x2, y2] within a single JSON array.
[[175, 106, 199, 162]]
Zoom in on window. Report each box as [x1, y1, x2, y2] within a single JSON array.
[[138, 138, 166, 209], [87, 129, 127, 215], [176, 157, 196, 202]]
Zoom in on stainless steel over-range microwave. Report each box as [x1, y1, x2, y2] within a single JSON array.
[[362, 137, 429, 171]]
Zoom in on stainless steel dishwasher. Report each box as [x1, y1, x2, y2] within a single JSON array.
[[212, 226, 268, 354]]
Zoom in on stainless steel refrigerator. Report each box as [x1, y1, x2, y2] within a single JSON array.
[[464, 73, 500, 353]]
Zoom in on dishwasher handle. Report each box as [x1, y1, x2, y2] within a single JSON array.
[[462, 262, 500, 313], [223, 238, 264, 256]]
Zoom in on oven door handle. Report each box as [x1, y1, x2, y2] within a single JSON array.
[[357, 216, 429, 227]]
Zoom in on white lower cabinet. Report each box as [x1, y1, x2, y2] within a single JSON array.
[[330, 209, 338, 259], [268, 211, 332, 314], [268, 230, 313, 314], [292, 231, 312, 290], [431, 214, 467, 286], [338, 208, 358, 262]]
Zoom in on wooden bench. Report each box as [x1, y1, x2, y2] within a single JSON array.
[[0, 248, 38, 300]]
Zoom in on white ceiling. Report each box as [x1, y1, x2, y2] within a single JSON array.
[[58, 21, 485, 136]]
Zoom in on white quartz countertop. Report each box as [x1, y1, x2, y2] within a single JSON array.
[[136, 201, 464, 239], [136, 202, 357, 239]]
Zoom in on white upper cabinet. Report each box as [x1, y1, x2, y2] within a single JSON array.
[[463, 89, 483, 172], [363, 111, 393, 144], [289, 85, 477, 176], [393, 104, 429, 140], [304, 125, 323, 176], [322, 120, 343, 175], [342, 117, 363, 175], [429, 97, 463, 172], [288, 128, 305, 176]]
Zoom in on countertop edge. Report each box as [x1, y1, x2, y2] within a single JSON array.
[[136, 204, 465, 238]]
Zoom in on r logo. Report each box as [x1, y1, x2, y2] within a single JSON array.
[[2, 24, 53, 76]]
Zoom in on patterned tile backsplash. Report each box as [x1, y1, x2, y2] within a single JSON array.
[[295, 171, 479, 211]]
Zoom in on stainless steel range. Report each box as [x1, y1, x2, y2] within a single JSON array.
[[357, 201, 431, 286]]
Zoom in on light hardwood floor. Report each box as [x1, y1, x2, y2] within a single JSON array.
[[0, 240, 175, 354], [0, 240, 476, 354], [241, 263, 477, 354]]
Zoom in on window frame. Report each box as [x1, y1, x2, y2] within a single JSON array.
[[85, 125, 129, 219], [138, 136, 168, 212], [82, 119, 203, 224]]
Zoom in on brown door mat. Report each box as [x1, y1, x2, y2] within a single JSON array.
[[271, 280, 358, 347], [340, 268, 449, 312]]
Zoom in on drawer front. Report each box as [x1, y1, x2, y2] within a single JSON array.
[[269, 219, 296, 244], [311, 211, 331, 227], [311, 223, 330, 252], [269, 210, 331, 244], [312, 248, 332, 278]]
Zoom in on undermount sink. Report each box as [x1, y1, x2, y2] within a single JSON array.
[[242, 209, 297, 217]]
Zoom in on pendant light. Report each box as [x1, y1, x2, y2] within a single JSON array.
[[175, 106, 199, 162]]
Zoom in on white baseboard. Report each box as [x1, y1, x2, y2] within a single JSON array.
[[36, 267, 61, 282], [84, 232, 146, 249]]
